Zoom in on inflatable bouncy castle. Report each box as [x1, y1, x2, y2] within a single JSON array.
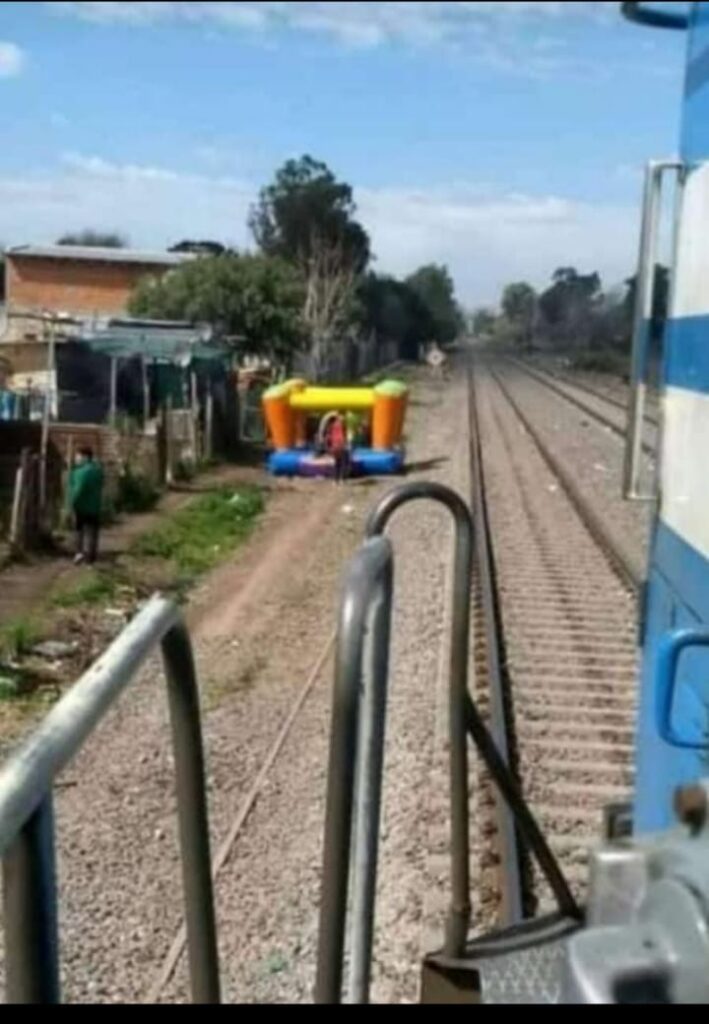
[[262, 379, 408, 478]]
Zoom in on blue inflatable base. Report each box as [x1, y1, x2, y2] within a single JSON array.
[[268, 448, 405, 479]]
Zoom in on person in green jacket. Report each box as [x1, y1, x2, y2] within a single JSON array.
[[69, 448, 105, 565]]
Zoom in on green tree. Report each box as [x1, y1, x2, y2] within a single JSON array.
[[537, 268, 602, 348], [57, 229, 128, 248], [501, 282, 537, 348], [169, 240, 227, 257], [129, 253, 307, 373], [405, 264, 463, 346], [250, 156, 371, 376], [624, 264, 670, 346], [250, 155, 370, 272], [358, 273, 434, 361], [472, 308, 498, 337], [538, 268, 601, 327]]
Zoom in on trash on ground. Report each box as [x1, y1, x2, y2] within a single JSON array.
[[32, 641, 79, 661]]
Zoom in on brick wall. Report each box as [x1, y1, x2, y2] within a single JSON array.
[[6, 255, 170, 319], [49, 424, 161, 500]]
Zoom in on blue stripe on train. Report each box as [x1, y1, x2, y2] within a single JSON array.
[[664, 315, 709, 394]]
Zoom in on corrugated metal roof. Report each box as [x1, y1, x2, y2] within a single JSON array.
[[6, 245, 194, 267], [78, 321, 227, 363]]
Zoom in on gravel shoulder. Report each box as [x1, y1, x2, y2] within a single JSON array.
[[493, 361, 653, 579]]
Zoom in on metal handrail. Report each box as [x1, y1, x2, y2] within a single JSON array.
[[621, 2, 690, 30], [0, 596, 220, 1005], [366, 483, 474, 960], [315, 536, 394, 1005], [624, 159, 683, 503]]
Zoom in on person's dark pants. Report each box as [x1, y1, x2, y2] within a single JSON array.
[[333, 449, 351, 484], [75, 513, 100, 564]]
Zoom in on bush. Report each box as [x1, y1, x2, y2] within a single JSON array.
[[571, 349, 630, 380], [173, 460, 197, 484], [117, 468, 160, 515]]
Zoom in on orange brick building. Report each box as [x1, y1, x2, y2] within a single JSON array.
[[2, 245, 191, 349]]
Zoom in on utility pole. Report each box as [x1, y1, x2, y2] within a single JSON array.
[[39, 312, 56, 518]]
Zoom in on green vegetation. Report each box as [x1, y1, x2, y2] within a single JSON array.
[[52, 571, 119, 610], [57, 229, 128, 248], [0, 617, 42, 661], [405, 265, 464, 347], [477, 263, 670, 366], [132, 486, 264, 582], [116, 468, 160, 515], [0, 484, 266, 704], [129, 155, 463, 381], [130, 251, 307, 374], [250, 156, 371, 376]]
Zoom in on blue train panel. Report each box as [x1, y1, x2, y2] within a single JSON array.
[[635, 1, 709, 833]]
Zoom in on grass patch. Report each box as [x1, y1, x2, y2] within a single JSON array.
[[0, 617, 43, 661], [51, 571, 120, 610], [0, 484, 266, 706], [132, 485, 265, 584]]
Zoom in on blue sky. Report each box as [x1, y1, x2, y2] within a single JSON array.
[[0, 1, 690, 306]]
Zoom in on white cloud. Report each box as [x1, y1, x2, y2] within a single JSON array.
[[43, 3, 638, 76], [44, 1, 683, 80], [0, 153, 639, 307], [43, 1, 678, 79], [357, 184, 638, 306], [0, 42, 26, 79], [45, 1, 617, 34]]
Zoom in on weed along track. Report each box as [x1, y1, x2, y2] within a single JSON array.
[[0, 485, 266, 710]]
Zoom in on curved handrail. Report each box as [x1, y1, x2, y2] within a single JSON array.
[[0, 595, 220, 1005], [621, 2, 690, 30], [315, 537, 394, 1005], [366, 483, 474, 961]]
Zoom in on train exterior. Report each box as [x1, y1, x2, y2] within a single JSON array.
[[631, 2, 709, 834]]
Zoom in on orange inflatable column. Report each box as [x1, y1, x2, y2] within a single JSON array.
[[372, 381, 408, 450], [289, 381, 308, 448], [395, 391, 409, 445], [262, 385, 295, 451]]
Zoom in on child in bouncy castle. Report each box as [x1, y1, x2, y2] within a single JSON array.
[[326, 415, 351, 485]]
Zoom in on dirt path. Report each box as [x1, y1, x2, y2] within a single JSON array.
[[0, 462, 266, 631]]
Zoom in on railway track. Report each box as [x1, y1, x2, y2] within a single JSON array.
[[503, 356, 658, 455], [469, 357, 639, 922], [541, 365, 659, 428]]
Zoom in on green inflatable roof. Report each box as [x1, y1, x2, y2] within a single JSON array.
[[374, 380, 408, 398], [263, 384, 290, 401]]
